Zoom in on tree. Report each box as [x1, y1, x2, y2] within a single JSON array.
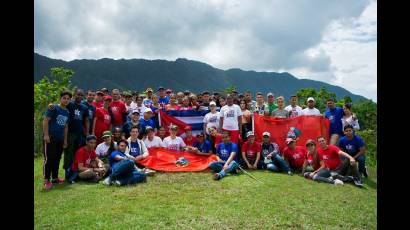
[[224, 85, 237, 94], [34, 67, 75, 156]]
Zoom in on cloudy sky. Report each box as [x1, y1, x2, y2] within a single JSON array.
[[35, 0, 377, 101]]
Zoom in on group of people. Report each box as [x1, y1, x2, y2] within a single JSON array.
[[41, 86, 367, 190]]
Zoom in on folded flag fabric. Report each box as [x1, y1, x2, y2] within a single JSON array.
[[138, 147, 217, 172]]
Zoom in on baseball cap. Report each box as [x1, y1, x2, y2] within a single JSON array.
[[102, 131, 112, 138], [184, 126, 192, 131], [146, 88, 153, 93], [210, 101, 217, 106], [246, 131, 255, 138], [166, 89, 172, 93], [131, 109, 140, 115], [170, 124, 179, 130], [262, 131, 270, 137], [103, 95, 112, 101], [86, 135, 97, 142], [157, 86, 165, 91], [145, 126, 154, 131], [305, 139, 315, 146], [267, 92, 274, 97], [307, 97, 315, 102], [144, 108, 153, 113], [286, 137, 295, 145]]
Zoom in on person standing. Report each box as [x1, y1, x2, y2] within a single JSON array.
[[219, 94, 242, 144], [285, 95, 303, 118]]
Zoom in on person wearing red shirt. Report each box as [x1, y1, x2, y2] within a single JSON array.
[[183, 126, 197, 151], [316, 136, 363, 187], [209, 127, 223, 153], [69, 135, 109, 183], [109, 89, 127, 128], [92, 91, 104, 109], [282, 138, 307, 172], [93, 96, 112, 144], [240, 131, 261, 169]]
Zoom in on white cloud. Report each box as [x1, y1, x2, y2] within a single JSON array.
[[35, 0, 376, 101]]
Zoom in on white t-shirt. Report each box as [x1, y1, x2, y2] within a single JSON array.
[[163, 136, 186, 151], [144, 136, 165, 148], [342, 115, 360, 130], [203, 111, 220, 134], [95, 142, 117, 157], [285, 105, 303, 118], [220, 104, 243, 130], [301, 107, 321, 116], [130, 102, 147, 119]]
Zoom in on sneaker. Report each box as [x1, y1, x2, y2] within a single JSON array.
[[102, 177, 112, 186], [51, 178, 65, 185], [353, 178, 364, 188], [213, 173, 221, 180], [143, 168, 156, 176], [43, 181, 53, 191], [114, 180, 122, 186], [334, 179, 344, 186], [287, 171, 293, 176]]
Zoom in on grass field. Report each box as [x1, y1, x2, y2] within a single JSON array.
[[34, 157, 377, 229]]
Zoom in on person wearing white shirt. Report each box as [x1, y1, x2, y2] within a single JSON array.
[[130, 96, 147, 119], [219, 94, 242, 144], [203, 101, 220, 136], [163, 125, 187, 151], [341, 103, 360, 130], [95, 131, 117, 160], [301, 97, 321, 116], [285, 95, 303, 118], [144, 126, 165, 148]]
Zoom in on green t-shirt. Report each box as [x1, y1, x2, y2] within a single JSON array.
[[267, 103, 278, 115]]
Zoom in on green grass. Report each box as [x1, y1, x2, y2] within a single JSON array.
[[35, 157, 377, 230]]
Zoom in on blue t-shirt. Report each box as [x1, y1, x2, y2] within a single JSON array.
[[46, 105, 70, 141], [325, 107, 343, 135], [67, 101, 89, 135], [338, 135, 365, 157], [216, 142, 238, 162], [109, 150, 127, 168], [158, 96, 169, 105], [139, 118, 155, 129], [129, 141, 141, 157], [82, 101, 96, 133], [194, 140, 211, 153]]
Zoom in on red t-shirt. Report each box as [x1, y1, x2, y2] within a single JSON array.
[[109, 100, 127, 126], [283, 146, 307, 169], [92, 101, 103, 109], [307, 152, 321, 171], [71, 146, 97, 171], [317, 145, 342, 170], [213, 134, 223, 148], [183, 136, 197, 147], [95, 108, 111, 135], [241, 141, 261, 162]]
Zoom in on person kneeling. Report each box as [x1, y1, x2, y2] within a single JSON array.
[[208, 131, 239, 180], [103, 140, 147, 186], [69, 135, 109, 183]]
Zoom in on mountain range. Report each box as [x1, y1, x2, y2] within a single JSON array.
[[34, 52, 366, 101]]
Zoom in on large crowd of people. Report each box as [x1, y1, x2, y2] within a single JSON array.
[[42, 86, 367, 190]]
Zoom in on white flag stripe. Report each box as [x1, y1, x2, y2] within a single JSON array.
[[174, 116, 205, 124]]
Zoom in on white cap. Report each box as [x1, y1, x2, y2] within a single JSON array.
[[144, 108, 153, 113], [246, 131, 255, 137], [307, 97, 315, 102], [262, 131, 270, 137], [210, 101, 216, 106]]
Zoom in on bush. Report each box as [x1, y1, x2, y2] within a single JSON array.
[[355, 129, 377, 167]]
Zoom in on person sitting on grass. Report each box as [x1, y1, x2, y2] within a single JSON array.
[[192, 132, 212, 155], [316, 136, 363, 188], [240, 131, 261, 170], [69, 135, 109, 183], [260, 132, 292, 175], [95, 131, 117, 163], [282, 138, 307, 173], [338, 125, 368, 178], [183, 126, 197, 148], [209, 131, 239, 181], [302, 139, 344, 186], [103, 140, 147, 186], [163, 125, 187, 151], [125, 126, 155, 176], [208, 126, 223, 153], [143, 126, 165, 148]]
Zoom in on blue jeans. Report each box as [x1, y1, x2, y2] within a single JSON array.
[[356, 155, 367, 176], [265, 154, 290, 173], [209, 161, 238, 179], [110, 160, 146, 185], [312, 168, 334, 184]]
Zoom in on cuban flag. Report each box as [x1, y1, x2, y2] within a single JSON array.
[[159, 110, 210, 137]]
